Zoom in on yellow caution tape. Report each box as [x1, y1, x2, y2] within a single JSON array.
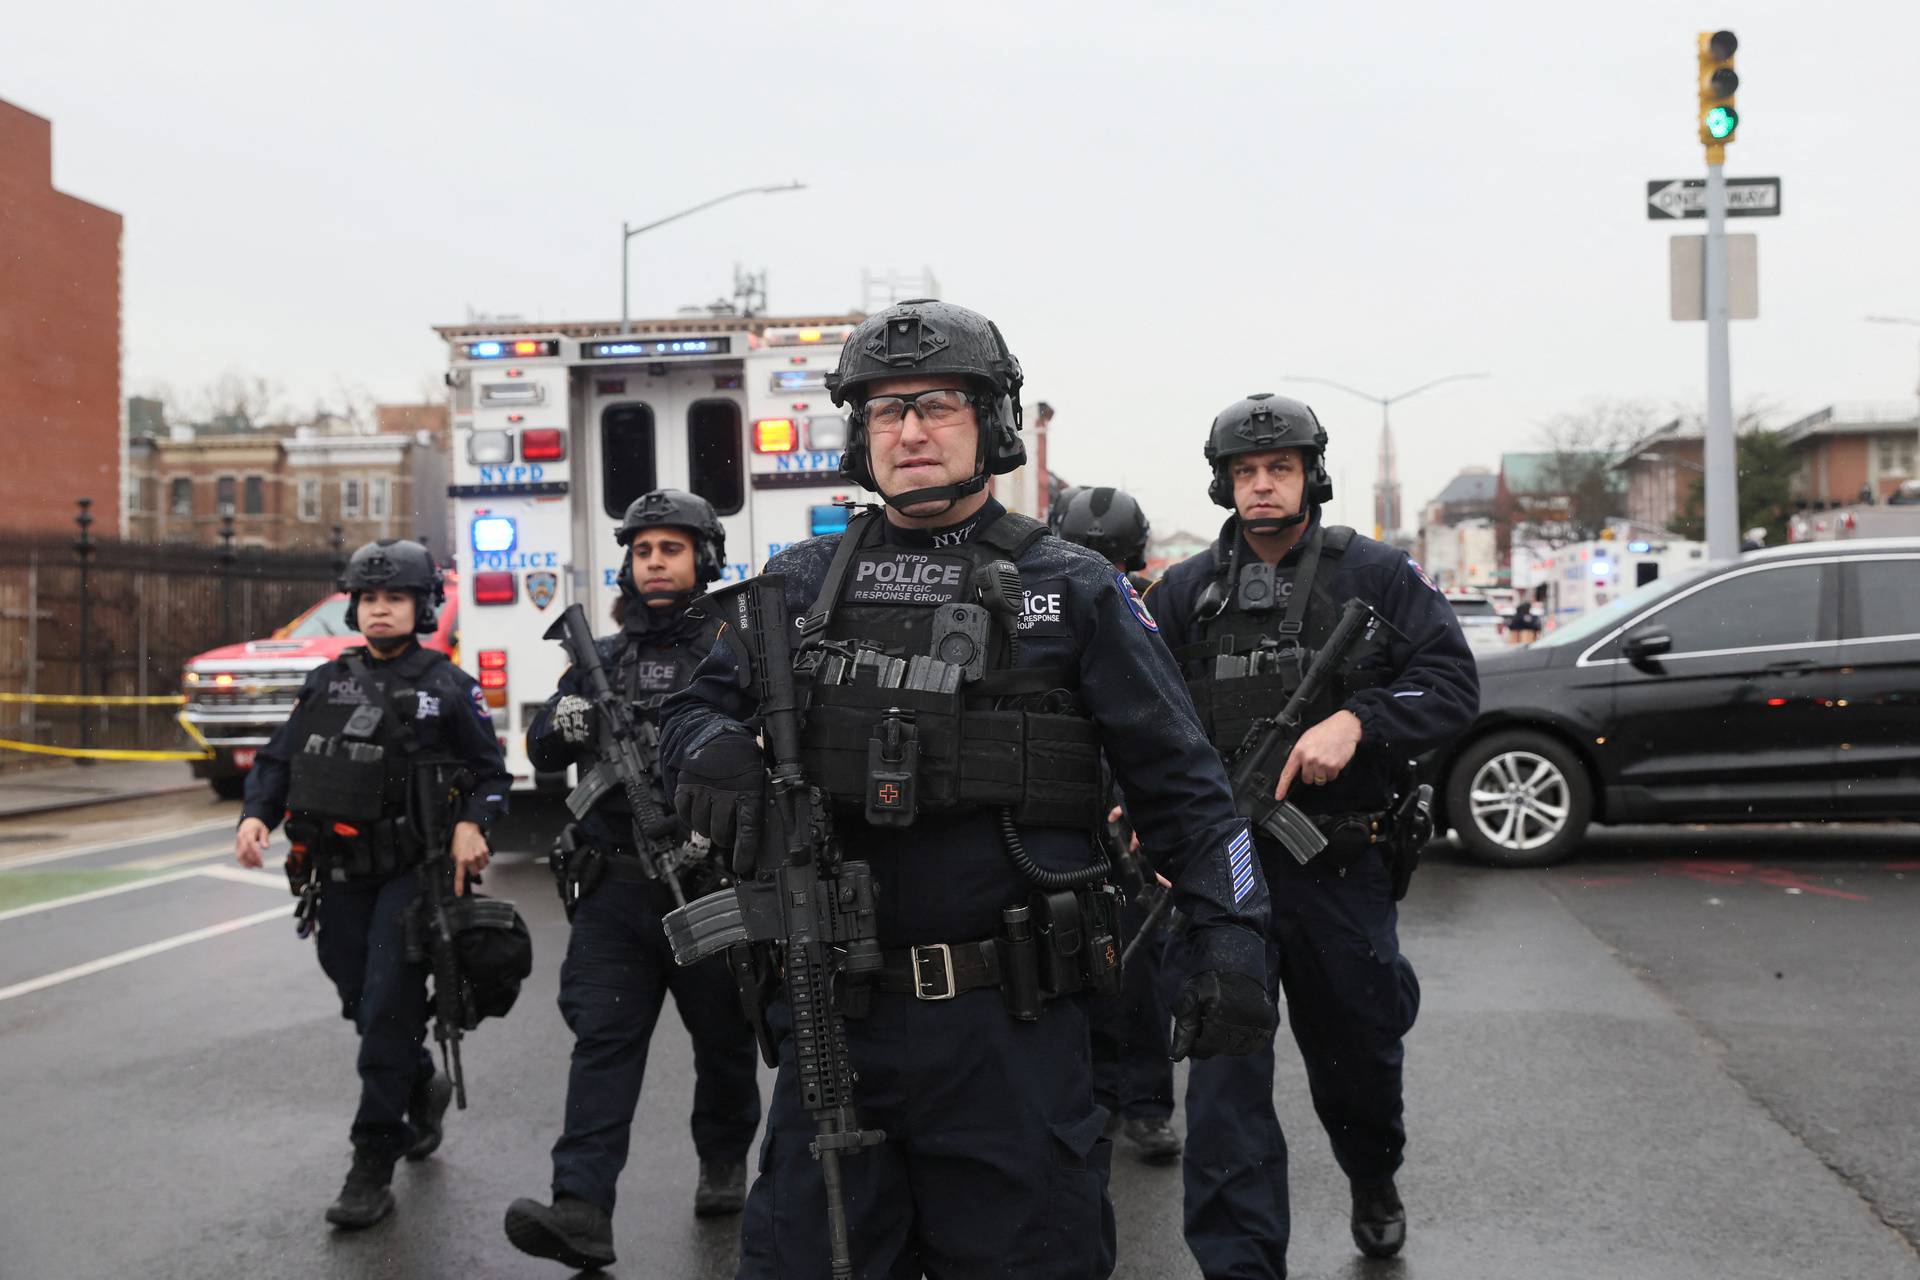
[[0, 711, 216, 762], [0, 693, 187, 706]]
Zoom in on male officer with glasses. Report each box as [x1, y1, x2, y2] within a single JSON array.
[[660, 300, 1276, 1279], [1147, 394, 1477, 1277]]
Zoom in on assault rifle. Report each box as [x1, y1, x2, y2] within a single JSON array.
[[1229, 597, 1398, 865], [661, 576, 883, 1280], [412, 762, 473, 1109], [544, 603, 688, 908]]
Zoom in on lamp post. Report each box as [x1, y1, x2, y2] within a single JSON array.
[[620, 181, 806, 333], [1281, 372, 1490, 535]]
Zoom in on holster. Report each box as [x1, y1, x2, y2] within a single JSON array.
[[550, 824, 608, 919], [1386, 783, 1434, 902], [1030, 885, 1123, 1001]]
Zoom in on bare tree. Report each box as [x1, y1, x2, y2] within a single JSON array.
[[1514, 399, 1666, 543]]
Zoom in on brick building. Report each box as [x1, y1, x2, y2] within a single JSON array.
[[1779, 403, 1920, 508], [0, 98, 123, 536], [127, 412, 447, 555], [1615, 420, 1703, 533]]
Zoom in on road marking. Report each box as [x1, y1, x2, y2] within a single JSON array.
[[197, 864, 284, 889], [0, 903, 290, 1004], [0, 863, 282, 924], [122, 844, 232, 872], [0, 818, 236, 870]]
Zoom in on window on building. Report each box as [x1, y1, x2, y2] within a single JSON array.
[[600, 404, 657, 518], [299, 478, 320, 521], [169, 478, 193, 516], [369, 475, 389, 519], [342, 477, 363, 519], [243, 476, 265, 515], [1876, 434, 1917, 477], [215, 475, 237, 515]]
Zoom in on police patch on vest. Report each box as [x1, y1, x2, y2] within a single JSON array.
[[630, 659, 684, 692], [1407, 558, 1440, 594], [415, 692, 440, 719], [526, 571, 557, 610], [1017, 578, 1069, 635], [1117, 572, 1159, 633], [327, 677, 365, 705], [844, 551, 971, 606]]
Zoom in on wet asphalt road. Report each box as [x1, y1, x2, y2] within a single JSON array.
[[1, 808, 1916, 1280]]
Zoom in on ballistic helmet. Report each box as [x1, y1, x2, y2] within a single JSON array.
[[340, 538, 444, 634], [614, 488, 728, 595], [827, 299, 1026, 510], [1203, 393, 1334, 511], [1055, 487, 1151, 572]]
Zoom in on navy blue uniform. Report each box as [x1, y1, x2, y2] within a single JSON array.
[[242, 642, 510, 1157], [526, 606, 761, 1216], [661, 500, 1270, 1280], [1149, 514, 1477, 1279]]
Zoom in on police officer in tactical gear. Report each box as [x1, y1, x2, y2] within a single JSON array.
[[1148, 394, 1478, 1276], [504, 490, 762, 1272], [235, 539, 510, 1230], [661, 300, 1276, 1279], [1055, 486, 1181, 1165]]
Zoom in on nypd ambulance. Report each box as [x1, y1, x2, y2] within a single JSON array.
[[436, 313, 864, 790]]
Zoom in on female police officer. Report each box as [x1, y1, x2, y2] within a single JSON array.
[[661, 300, 1276, 1279], [235, 538, 509, 1230], [504, 490, 762, 1272]]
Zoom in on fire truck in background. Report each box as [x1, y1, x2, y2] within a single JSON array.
[[436, 314, 864, 793]]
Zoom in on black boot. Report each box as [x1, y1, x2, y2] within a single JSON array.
[[1120, 1116, 1183, 1164], [1350, 1176, 1406, 1259], [504, 1195, 616, 1270], [693, 1160, 746, 1218], [325, 1148, 397, 1230], [404, 1071, 454, 1161]]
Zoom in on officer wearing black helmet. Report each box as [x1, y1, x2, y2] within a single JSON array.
[[1055, 486, 1181, 1165], [504, 489, 763, 1272], [235, 538, 511, 1229], [1147, 395, 1478, 1276], [660, 301, 1275, 1279]]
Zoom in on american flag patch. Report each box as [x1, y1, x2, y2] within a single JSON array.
[[1228, 827, 1256, 903]]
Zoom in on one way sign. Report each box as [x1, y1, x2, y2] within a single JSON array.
[[1646, 177, 1783, 220]]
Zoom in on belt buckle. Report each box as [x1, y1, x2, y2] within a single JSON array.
[[910, 943, 956, 1001]]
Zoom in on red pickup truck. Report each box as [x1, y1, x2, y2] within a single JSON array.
[[179, 586, 460, 798]]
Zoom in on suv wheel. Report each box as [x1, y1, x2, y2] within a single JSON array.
[[1446, 730, 1591, 867]]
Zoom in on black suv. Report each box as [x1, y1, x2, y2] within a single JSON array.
[[1433, 538, 1920, 866]]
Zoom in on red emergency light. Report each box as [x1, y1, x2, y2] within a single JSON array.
[[520, 429, 566, 461], [478, 649, 507, 670], [473, 572, 517, 604], [479, 669, 508, 689]]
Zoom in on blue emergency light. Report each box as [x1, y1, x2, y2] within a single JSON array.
[[470, 341, 503, 358], [1627, 540, 1651, 554], [472, 515, 517, 555], [809, 504, 851, 536]]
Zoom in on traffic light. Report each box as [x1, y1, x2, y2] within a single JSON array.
[[1697, 29, 1739, 159]]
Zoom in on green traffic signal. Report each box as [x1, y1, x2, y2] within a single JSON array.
[[1704, 105, 1739, 140]]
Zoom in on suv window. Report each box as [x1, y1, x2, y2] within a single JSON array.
[[1850, 558, 1920, 639], [1643, 563, 1822, 655]]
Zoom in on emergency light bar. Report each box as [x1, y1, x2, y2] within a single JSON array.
[[581, 337, 732, 360], [753, 419, 799, 453], [771, 369, 830, 392], [464, 339, 559, 360], [763, 326, 856, 347]]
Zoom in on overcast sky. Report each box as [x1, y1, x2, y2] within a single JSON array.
[[12, 0, 1920, 537]]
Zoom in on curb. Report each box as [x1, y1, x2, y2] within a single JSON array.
[[0, 780, 213, 822]]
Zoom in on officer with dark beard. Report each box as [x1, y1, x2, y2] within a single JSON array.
[[1054, 485, 1181, 1166], [1148, 395, 1478, 1277], [504, 490, 762, 1272], [235, 539, 510, 1229], [660, 301, 1276, 1280]]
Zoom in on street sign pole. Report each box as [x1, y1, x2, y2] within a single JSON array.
[[1703, 161, 1738, 560]]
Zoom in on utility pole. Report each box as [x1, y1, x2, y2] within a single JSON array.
[[1698, 30, 1741, 560]]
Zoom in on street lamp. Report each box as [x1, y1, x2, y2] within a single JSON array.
[[1864, 315, 1920, 408], [1281, 372, 1490, 533], [621, 181, 806, 333]]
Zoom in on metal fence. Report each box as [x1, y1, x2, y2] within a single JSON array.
[[0, 534, 341, 759]]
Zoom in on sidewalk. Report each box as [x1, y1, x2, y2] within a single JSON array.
[[0, 760, 204, 819]]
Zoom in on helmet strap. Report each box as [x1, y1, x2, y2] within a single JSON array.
[[1242, 510, 1308, 536]]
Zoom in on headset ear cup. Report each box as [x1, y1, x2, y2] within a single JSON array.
[[841, 419, 877, 490], [345, 593, 361, 633], [1208, 467, 1233, 509], [1310, 459, 1334, 506]]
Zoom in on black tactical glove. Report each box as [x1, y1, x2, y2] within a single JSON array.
[[672, 732, 767, 849], [1170, 969, 1278, 1061], [551, 694, 598, 746]]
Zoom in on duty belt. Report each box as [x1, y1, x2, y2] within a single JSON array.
[[871, 939, 1004, 1001]]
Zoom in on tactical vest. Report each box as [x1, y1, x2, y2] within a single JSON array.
[[1174, 523, 1381, 756], [285, 651, 442, 875], [600, 620, 713, 817], [793, 509, 1107, 829]]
